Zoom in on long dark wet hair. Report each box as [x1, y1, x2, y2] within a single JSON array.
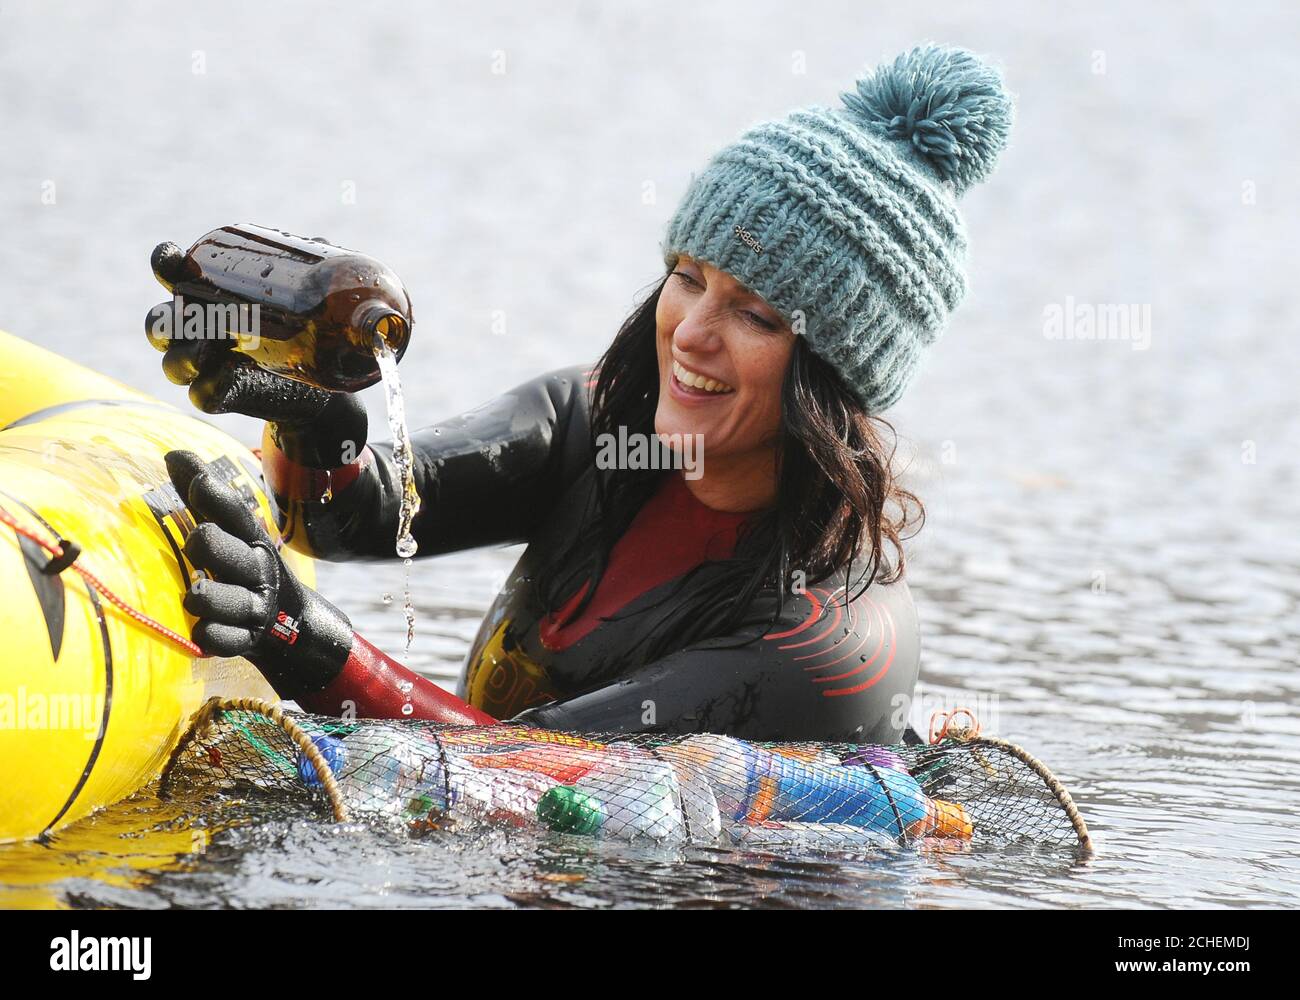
[[536, 272, 925, 669]]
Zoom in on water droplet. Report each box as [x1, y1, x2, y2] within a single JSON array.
[[382, 593, 393, 605], [260, 263, 274, 278]]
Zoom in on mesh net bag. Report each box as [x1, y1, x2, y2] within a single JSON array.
[[159, 699, 1091, 855]]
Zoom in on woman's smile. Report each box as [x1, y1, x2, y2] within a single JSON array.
[[670, 358, 735, 398]]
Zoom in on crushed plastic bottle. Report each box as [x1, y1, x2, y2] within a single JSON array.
[[296, 729, 446, 822]]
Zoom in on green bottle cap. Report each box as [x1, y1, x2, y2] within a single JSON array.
[[405, 793, 437, 820], [537, 786, 604, 835]]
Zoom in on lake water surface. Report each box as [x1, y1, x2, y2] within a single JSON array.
[[1, 0, 1296, 908]]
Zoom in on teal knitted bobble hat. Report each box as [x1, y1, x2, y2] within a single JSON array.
[[660, 43, 1015, 413]]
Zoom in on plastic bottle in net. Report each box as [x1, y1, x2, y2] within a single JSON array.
[[162, 706, 1090, 853], [297, 727, 449, 822]]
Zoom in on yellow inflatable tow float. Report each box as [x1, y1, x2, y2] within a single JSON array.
[[0, 329, 311, 843]]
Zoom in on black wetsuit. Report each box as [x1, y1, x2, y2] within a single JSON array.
[[263, 365, 921, 743]]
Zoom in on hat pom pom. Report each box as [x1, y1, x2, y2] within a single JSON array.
[[841, 44, 1013, 195]]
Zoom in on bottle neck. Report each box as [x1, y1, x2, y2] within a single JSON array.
[[351, 301, 409, 354]]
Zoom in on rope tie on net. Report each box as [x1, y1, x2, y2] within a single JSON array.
[[929, 707, 1093, 853]]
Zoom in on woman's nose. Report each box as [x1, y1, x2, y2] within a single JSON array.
[[672, 300, 725, 353]]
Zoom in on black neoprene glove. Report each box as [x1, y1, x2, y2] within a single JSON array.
[[166, 449, 353, 700]]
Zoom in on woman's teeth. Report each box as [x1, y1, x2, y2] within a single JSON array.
[[673, 360, 734, 394]]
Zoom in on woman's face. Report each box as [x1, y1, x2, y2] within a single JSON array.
[[654, 254, 796, 466]]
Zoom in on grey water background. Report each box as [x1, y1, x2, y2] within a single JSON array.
[[1, 0, 1297, 907]]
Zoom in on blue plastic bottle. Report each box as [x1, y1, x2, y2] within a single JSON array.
[[668, 734, 929, 837]]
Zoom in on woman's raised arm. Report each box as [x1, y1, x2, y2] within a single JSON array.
[[263, 364, 594, 561]]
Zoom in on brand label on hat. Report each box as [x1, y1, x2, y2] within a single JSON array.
[[733, 224, 764, 255]]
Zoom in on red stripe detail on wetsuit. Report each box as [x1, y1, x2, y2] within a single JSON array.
[[538, 471, 752, 651], [298, 632, 497, 725]]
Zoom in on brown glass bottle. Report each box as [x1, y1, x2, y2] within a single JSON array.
[[148, 223, 413, 392]]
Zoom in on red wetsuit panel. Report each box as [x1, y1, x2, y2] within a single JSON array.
[[538, 471, 752, 652]]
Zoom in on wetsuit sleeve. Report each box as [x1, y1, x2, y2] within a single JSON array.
[[264, 365, 593, 560], [509, 579, 922, 744]]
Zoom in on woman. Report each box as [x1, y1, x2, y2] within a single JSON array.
[[160, 44, 1013, 744]]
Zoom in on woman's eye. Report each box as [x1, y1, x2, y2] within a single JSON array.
[[671, 270, 701, 289], [743, 310, 778, 331]]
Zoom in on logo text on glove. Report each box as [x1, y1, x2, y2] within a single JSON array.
[[270, 610, 301, 645]]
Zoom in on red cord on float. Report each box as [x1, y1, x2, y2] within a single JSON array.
[[0, 506, 204, 657]]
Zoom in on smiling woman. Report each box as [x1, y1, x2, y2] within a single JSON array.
[[654, 256, 794, 513], [152, 43, 1014, 744]]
